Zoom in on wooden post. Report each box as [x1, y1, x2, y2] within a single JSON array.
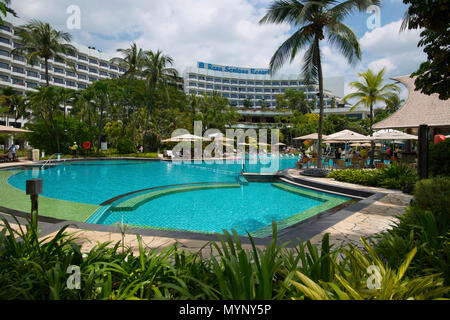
[[418, 124, 429, 179]]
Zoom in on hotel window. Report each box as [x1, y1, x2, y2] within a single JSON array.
[[66, 80, 76, 87], [222, 86, 230, 91], [53, 77, 64, 84], [54, 56, 65, 63], [109, 73, 117, 78], [89, 77, 98, 82], [223, 79, 230, 84], [89, 59, 98, 64], [66, 71, 76, 77], [0, 49, 8, 56], [13, 55, 25, 62], [230, 100, 238, 106], [214, 78, 221, 83], [40, 73, 50, 80], [12, 66, 24, 73], [26, 81, 38, 88], [247, 95, 254, 99], [189, 89, 196, 94], [78, 64, 87, 71], [109, 65, 118, 70], [99, 61, 108, 67], [230, 94, 237, 98], [0, 36, 10, 44], [231, 87, 238, 92], [247, 88, 254, 92], [239, 87, 245, 92], [198, 76, 205, 80], [99, 71, 108, 76], [206, 77, 213, 82], [272, 82, 280, 86], [231, 79, 238, 84], [189, 82, 197, 87], [78, 55, 87, 61], [222, 93, 229, 98], [89, 68, 98, 74], [0, 25, 11, 32], [0, 62, 9, 69], [27, 70, 38, 78], [239, 80, 246, 85], [198, 83, 205, 88], [255, 88, 262, 93], [78, 83, 87, 89], [255, 81, 263, 86], [214, 85, 221, 90], [239, 94, 245, 99], [206, 85, 213, 89], [119, 68, 126, 73], [189, 74, 197, 79], [78, 74, 87, 80], [54, 67, 64, 74], [11, 78, 25, 85], [13, 42, 22, 48], [281, 82, 288, 86], [272, 88, 280, 93], [247, 81, 254, 85], [264, 88, 271, 93], [290, 81, 297, 86], [255, 95, 262, 100], [0, 74, 8, 82]]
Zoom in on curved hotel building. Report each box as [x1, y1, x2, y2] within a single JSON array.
[[184, 62, 370, 128]]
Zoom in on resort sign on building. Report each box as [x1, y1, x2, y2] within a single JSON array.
[[198, 62, 270, 75]]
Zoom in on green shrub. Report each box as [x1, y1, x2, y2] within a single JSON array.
[[116, 138, 136, 154], [380, 163, 418, 189], [429, 139, 450, 177], [413, 177, 450, 214]]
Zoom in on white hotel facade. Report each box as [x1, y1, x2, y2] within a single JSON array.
[[183, 62, 370, 128], [0, 15, 124, 128]]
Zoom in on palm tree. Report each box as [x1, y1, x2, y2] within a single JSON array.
[[385, 94, 404, 114], [0, 86, 15, 126], [260, 0, 378, 168], [0, 0, 16, 23], [56, 87, 77, 151], [140, 50, 179, 152], [110, 42, 146, 80], [343, 68, 400, 165], [12, 20, 76, 86]]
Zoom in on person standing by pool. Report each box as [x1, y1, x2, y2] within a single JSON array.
[[8, 144, 17, 161], [70, 142, 78, 157]]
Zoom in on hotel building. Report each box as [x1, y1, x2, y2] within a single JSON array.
[[183, 62, 370, 128], [0, 14, 125, 127]]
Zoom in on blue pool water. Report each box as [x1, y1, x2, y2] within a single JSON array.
[[8, 158, 350, 235]]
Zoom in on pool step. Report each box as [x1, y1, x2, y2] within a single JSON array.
[[111, 184, 241, 212]]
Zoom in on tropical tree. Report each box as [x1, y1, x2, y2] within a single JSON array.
[[110, 42, 146, 80], [27, 86, 63, 153], [0, 0, 16, 23], [343, 68, 400, 165], [260, 0, 378, 168], [56, 87, 77, 151], [0, 86, 15, 125], [12, 20, 76, 86], [275, 89, 313, 113], [140, 50, 179, 152], [385, 94, 404, 114]]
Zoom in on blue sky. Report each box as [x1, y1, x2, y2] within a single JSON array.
[[12, 0, 424, 99]]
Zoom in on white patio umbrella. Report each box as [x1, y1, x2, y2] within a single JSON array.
[[0, 125, 32, 134], [361, 129, 418, 141], [293, 133, 328, 140], [161, 133, 210, 143], [208, 133, 234, 142]]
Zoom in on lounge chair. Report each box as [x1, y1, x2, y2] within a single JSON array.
[[310, 158, 318, 167]]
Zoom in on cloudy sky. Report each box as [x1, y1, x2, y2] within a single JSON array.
[[11, 0, 425, 98]]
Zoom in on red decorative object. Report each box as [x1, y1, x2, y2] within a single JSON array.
[[434, 135, 446, 144], [82, 141, 91, 149]]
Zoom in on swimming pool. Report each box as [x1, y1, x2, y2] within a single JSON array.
[[5, 157, 350, 237]]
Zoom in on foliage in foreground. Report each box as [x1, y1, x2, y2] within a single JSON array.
[[327, 162, 418, 190], [0, 217, 447, 300]]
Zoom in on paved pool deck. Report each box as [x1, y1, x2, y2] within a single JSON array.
[[0, 167, 413, 253]]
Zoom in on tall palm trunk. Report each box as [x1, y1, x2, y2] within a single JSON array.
[[316, 38, 324, 169], [97, 105, 104, 150], [44, 57, 49, 87], [131, 106, 137, 142], [369, 102, 374, 166]]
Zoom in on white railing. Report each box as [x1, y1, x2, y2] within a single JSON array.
[[41, 153, 66, 169]]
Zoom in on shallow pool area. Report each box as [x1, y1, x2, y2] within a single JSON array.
[[4, 158, 351, 237]]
